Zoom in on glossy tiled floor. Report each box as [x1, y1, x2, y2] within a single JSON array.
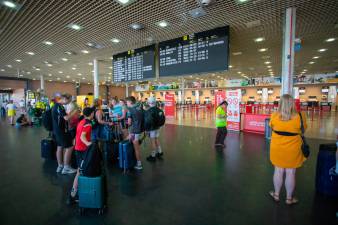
[[167, 106, 338, 140], [0, 118, 337, 225]]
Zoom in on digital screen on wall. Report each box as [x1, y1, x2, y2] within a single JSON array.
[[113, 45, 155, 82], [158, 26, 229, 77]]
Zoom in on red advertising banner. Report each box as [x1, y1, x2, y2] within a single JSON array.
[[243, 113, 270, 134], [214, 90, 226, 106], [226, 89, 241, 131], [164, 93, 175, 118]]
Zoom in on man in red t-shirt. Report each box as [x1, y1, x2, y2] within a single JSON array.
[[69, 107, 94, 202]]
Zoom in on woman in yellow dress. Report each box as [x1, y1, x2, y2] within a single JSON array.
[[269, 94, 307, 205]]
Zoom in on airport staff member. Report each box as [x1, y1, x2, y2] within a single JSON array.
[[214, 101, 228, 148]]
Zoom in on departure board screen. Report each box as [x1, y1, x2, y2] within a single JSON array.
[[113, 45, 155, 82], [159, 26, 229, 77]]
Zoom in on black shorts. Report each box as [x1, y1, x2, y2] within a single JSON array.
[[54, 131, 73, 148], [75, 150, 86, 168]]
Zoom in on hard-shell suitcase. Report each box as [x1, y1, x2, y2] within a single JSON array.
[[315, 143, 338, 197], [78, 175, 105, 215], [41, 137, 56, 160], [119, 140, 136, 171]]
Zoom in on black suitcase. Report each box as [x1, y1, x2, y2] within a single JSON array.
[[41, 137, 56, 160], [315, 143, 338, 197]]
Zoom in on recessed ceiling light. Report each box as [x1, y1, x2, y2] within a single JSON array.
[[312, 56, 320, 59], [82, 77, 86, 80], [67, 23, 83, 31], [26, 52, 35, 56], [268, 69, 272, 72], [237, 71, 242, 74], [66, 75, 70, 78], [19, 74, 23, 77], [318, 48, 327, 52], [7, 65, 12, 68], [0, 69, 5, 72], [157, 21, 169, 28], [32, 78, 36, 80], [15, 59, 22, 62], [264, 61, 271, 64], [57, 77, 61, 80], [72, 67, 76, 70], [303, 69, 307, 72], [326, 38, 335, 42], [64, 51, 74, 55], [115, 0, 135, 6], [35, 68, 41, 71], [309, 61, 315, 64], [48, 74, 52, 77], [266, 66, 272, 69], [58, 71, 63, 74], [46, 64, 53, 67], [81, 50, 89, 54], [109, 66, 113, 69], [77, 73, 82, 76], [88, 62, 93, 66], [232, 52, 242, 56], [130, 23, 144, 30], [254, 37, 265, 42], [49, 80, 52, 82], [26, 71, 31, 74], [61, 58, 68, 62], [229, 65, 233, 68], [238, 0, 249, 2], [88, 82, 91, 85], [43, 41, 53, 46], [72, 79, 75, 82], [64, 81, 67, 83], [258, 48, 268, 52], [111, 38, 120, 43], [2, 1, 18, 9]]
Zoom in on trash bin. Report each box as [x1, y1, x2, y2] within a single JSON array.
[[265, 118, 271, 140]]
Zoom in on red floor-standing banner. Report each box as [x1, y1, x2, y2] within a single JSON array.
[[165, 93, 175, 118], [215, 90, 226, 106], [226, 89, 241, 131]]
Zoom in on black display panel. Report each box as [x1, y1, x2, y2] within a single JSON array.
[[159, 26, 229, 77], [113, 45, 155, 82]]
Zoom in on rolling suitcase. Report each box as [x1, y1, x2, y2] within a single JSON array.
[[41, 136, 56, 160], [315, 143, 338, 197], [119, 140, 136, 172], [78, 176, 105, 215]]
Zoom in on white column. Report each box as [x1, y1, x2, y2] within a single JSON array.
[[125, 83, 129, 97], [262, 88, 268, 103], [40, 75, 45, 91], [181, 79, 185, 104], [281, 8, 296, 95], [293, 87, 299, 99], [93, 58, 99, 99]]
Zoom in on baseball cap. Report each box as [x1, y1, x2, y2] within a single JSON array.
[[147, 96, 156, 104], [83, 107, 95, 117]]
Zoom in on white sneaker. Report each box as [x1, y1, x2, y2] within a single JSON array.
[[61, 166, 77, 175], [134, 164, 143, 170], [56, 165, 64, 173]]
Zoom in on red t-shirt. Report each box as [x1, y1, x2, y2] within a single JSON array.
[[75, 119, 92, 151]]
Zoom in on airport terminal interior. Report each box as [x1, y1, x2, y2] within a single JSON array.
[[0, 0, 337, 225]]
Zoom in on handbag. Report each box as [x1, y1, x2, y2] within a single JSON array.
[[299, 112, 310, 158]]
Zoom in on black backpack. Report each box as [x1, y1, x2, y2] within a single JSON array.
[[42, 109, 53, 131], [79, 142, 102, 177], [153, 107, 165, 127], [144, 110, 153, 131]]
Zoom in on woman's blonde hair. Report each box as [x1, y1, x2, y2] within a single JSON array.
[[278, 94, 296, 121]]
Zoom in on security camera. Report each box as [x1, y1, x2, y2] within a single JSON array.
[[198, 0, 215, 7]]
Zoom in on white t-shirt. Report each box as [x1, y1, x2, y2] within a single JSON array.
[[6, 103, 15, 111]]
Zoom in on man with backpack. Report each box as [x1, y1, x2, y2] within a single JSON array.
[[52, 93, 77, 174], [126, 96, 144, 170], [144, 97, 165, 162]]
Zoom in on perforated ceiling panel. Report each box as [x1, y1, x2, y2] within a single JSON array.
[[0, 0, 337, 84]]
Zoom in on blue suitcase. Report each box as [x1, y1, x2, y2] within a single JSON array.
[[41, 138, 56, 160], [78, 175, 105, 215], [315, 143, 338, 197], [119, 140, 136, 171]]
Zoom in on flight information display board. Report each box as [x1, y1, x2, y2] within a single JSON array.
[[113, 45, 155, 82], [159, 26, 229, 77]]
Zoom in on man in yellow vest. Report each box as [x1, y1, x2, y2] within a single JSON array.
[[215, 101, 228, 148]]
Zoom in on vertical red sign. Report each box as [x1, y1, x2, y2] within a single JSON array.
[[215, 90, 226, 106], [165, 93, 175, 118]]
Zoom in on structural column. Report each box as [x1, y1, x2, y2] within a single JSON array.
[[93, 58, 99, 99], [125, 83, 129, 97], [40, 75, 45, 92], [281, 7, 296, 95], [181, 79, 185, 104]]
